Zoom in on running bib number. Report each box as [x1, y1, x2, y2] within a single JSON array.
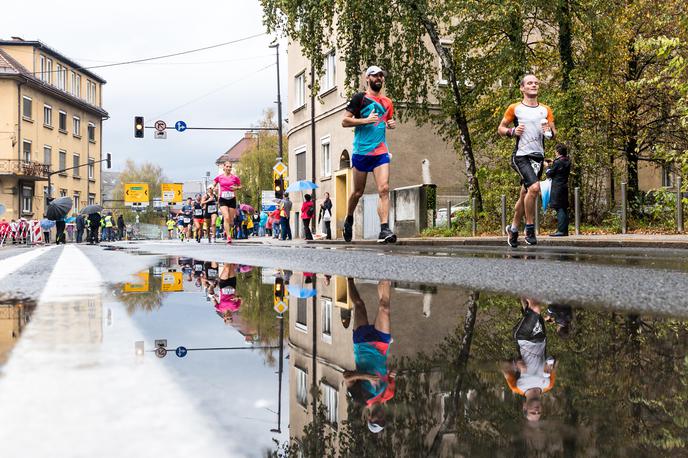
[[207, 269, 218, 278], [221, 191, 234, 199], [207, 205, 217, 213], [194, 264, 203, 271], [183, 217, 191, 224], [530, 159, 542, 175], [221, 287, 235, 295], [194, 209, 203, 216]]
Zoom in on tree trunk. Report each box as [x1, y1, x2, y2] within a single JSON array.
[[414, 8, 484, 211], [557, 0, 575, 91], [625, 49, 641, 214]]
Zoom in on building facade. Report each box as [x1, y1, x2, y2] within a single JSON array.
[[286, 42, 465, 240], [0, 37, 108, 221]]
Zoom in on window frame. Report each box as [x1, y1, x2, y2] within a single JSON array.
[[320, 136, 331, 178], [73, 116, 81, 137], [321, 51, 336, 93], [58, 110, 67, 132], [321, 298, 332, 343], [294, 71, 306, 110], [43, 145, 52, 166], [295, 146, 307, 182], [321, 383, 339, 426], [46, 58, 53, 85], [72, 153, 80, 177], [22, 96, 32, 120], [296, 367, 308, 407], [88, 122, 96, 143], [22, 140, 32, 162], [58, 150, 67, 174], [88, 193, 96, 206], [73, 192, 80, 213], [296, 297, 308, 332], [43, 104, 53, 128], [88, 158, 95, 180], [21, 185, 33, 215]]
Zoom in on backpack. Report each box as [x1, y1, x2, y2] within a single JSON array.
[[306, 204, 315, 218]]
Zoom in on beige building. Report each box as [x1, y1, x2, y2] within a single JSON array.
[[0, 37, 108, 221], [286, 42, 465, 240]]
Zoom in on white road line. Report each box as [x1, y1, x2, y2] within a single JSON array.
[[0, 245, 56, 281], [39, 244, 102, 302]]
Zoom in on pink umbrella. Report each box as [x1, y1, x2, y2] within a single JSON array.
[[239, 265, 253, 273], [239, 203, 254, 212]]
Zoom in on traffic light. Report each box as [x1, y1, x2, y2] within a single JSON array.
[[274, 277, 285, 305], [274, 176, 284, 199], [106, 152, 112, 169], [134, 116, 144, 138]]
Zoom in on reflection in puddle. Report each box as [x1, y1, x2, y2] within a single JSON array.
[[117, 257, 688, 456], [0, 299, 36, 366]]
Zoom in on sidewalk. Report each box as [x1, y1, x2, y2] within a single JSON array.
[[304, 233, 688, 249]]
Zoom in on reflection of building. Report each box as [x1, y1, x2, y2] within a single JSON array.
[[0, 37, 108, 220], [0, 300, 36, 364], [287, 274, 464, 447]]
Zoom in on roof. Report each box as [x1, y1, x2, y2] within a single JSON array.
[[0, 39, 106, 84], [0, 47, 108, 118], [215, 133, 256, 165]]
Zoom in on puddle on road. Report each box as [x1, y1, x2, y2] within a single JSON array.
[[110, 256, 688, 457], [0, 299, 36, 368]]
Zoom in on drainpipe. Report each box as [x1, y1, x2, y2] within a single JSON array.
[[17, 81, 24, 217]]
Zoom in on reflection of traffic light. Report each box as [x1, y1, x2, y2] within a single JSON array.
[[274, 277, 285, 306], [134, 116, 144, 138], [106, 152, 112, 169], [274, 176, 284, 199]]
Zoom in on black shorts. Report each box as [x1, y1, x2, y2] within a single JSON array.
[[218, 277, 237, 289], [512, 308, 547, 342], [219, 197, 236, 209], [181, 217, 192, 227], [511, 153, 544, 189]]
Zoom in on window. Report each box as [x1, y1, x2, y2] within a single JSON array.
[[438, 41, 452, 86], [296, 367, 308, 407], [59, 188, 67, 198], [73, 192, 80, 213], [294, 71, 305, 108], [73, 116, 81, 137], [71, 72, 81, 97], [43, 146, 52, 166], [46, 59, 53, 85], [88, 193, 96, 206], [295, 148, 306, 181], [322, 384, 338, 425], [21, 186, 33, 214], [22, 96, 32, 119], [72, 154, 80, 177], [57, 64, 66, 90], [88, 123, 96, 142], [296, 297, 308, 330], [87, 80, 97, 104], [59, 111, 67, 132], [43, 104, 52, 127], [22, 140, 31, 162], [39, 56, 46, 81], [322, 51, 336, 91], [88, 158, 95, 179], [58, 150, 67, 172], [321, 137, 331, 177], [322, 299, 332, 343]]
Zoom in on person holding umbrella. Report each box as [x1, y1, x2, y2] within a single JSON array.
[[300, 194, 315, 240], [45, 196, 73, 244], [40, 217, 53, 243]]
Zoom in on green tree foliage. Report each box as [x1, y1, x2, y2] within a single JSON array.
[[234, 109, 287, 210], [112, 160, 168, 224]]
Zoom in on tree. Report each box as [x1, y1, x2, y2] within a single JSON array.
[[112, 160, 168, 224], [234, 109, 287, 210]]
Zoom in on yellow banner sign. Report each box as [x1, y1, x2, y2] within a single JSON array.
[[124, 183, 149, 203], [161, 183, 183, 203], [123, 272, 150, 293], [161, 271, 183, 292]]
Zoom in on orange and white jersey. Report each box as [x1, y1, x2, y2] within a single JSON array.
[[503, 102, 554, 157]]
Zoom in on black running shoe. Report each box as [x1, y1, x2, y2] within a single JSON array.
[[506, 225, 518, 248], [343, 220, 353, 242], [377, 227, 397, 244], [525, 227, 537, 245]]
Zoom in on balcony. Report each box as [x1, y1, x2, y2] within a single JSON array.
[[0, 159, 51, 180]]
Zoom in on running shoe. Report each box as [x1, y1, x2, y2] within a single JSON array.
[[343, 220, 353, 243], [525, 226, 537, 245], [377, 227, 397, 244], [506, 225, 518, 248]]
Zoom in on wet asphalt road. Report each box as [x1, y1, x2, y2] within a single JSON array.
[[90, 239, 688, 316]]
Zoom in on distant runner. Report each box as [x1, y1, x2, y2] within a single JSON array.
[[342, 65, 397, 244], [213, 161, 241, 245], [192, 194, 205, 243], [498, 74, 557, 247], [179, 197, 194, 242], [201, 187, 218, 244]]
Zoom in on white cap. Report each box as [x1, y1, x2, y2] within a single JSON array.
[[365, 65, 386, 77]]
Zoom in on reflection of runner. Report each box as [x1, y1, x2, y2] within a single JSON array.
[[344, 278, 396, 434], [211, 263, 241, 323], [501, 298, 557, 423]]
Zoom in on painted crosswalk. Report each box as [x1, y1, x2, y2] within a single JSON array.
[[0, 245, 56, 281]]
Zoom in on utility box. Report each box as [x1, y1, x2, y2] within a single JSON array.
[[392, 184, 437, 238]]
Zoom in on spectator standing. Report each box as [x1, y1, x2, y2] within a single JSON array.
[[259, 211, 268, 237], [545, 144, 571, 237], [280, 193, 293, 241], [271, 208, 281, 239], [88, 212, 101, 244], [318, 192, 333, 240], [117, 214, 126, 240], [301, 194, 315, 240], [40, 218, 52, 243], [75, 214, 86, 243]]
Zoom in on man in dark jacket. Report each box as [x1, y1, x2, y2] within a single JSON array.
[[117, 214, 125, 240], [76, 214, 86, 243], [88, 212, 101, 244], [545, 143, 571, 236]]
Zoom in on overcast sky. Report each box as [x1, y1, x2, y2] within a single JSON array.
[[1, 0, 283, 182]]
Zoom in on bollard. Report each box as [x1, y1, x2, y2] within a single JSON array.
[[447, 200, 452, 228], [678, 176, 684, 233], [501, 195, 507, 235], [471, 197, 477, 236], [621, 182, 627, 234], [534, 193, 540, 236], [574, 187, 580, 236]]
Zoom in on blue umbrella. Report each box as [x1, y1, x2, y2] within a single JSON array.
[[65, 216, 76, 223], [285, 180, 319, 193], [287, 284, 317, 298], [40, 218, 56, 230]]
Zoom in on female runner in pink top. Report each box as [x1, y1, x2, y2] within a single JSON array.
[[213, 161, 242, 244]]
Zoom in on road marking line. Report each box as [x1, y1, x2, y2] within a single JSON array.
[[39, 245, 102, 303], [0, 246, 57, 281]]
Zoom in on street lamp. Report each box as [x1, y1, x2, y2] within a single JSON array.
[[268, 40, 284, 162]]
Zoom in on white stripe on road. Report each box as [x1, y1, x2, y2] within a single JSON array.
[[39, 244, 101, 302], [0, 245, 56, 281]]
